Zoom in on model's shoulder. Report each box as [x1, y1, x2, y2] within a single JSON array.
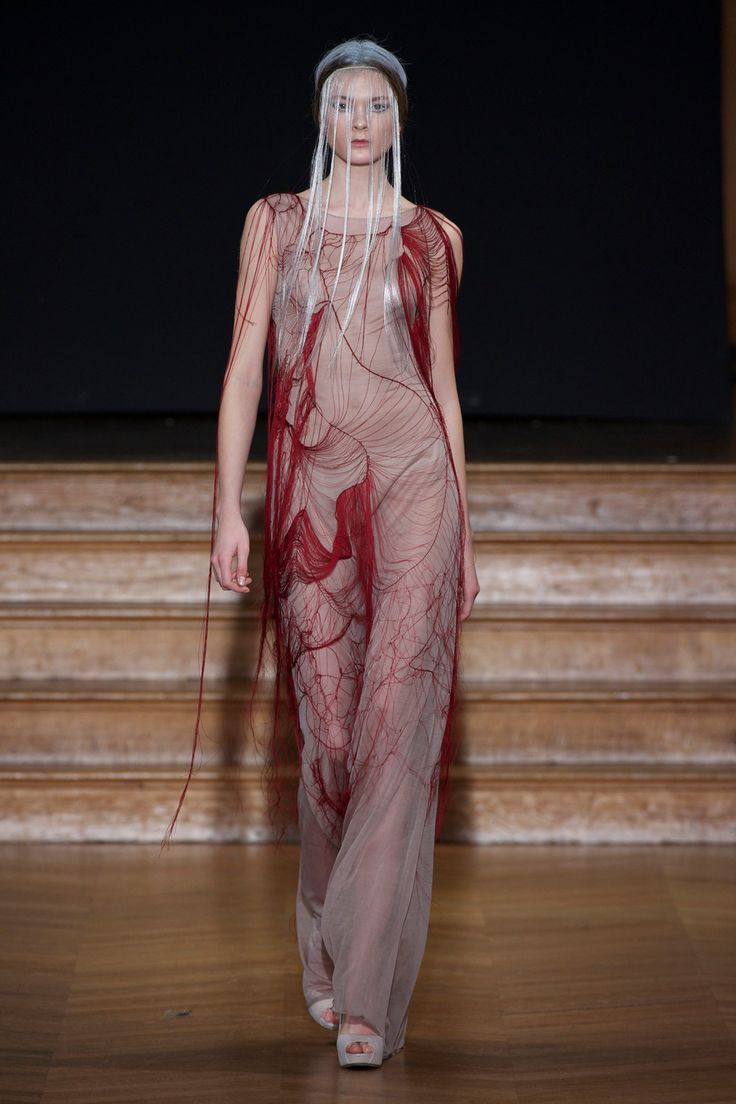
[[422, 205, 463, 243], [259, 191, 303, 215], [239, 192, 299, 218]]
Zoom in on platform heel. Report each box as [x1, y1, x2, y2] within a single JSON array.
[[336, 1012, 384, 1068], [307, 996, 338, 1030]]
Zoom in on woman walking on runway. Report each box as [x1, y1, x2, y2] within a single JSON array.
[[163, 36, 479, 1068]]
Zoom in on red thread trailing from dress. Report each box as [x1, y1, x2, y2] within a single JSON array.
[[159, 191, 464, 856]]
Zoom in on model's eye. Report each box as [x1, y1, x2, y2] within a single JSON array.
[[331, 99, 388, 113]]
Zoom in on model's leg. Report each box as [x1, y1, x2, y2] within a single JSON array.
[[320, 572, 456, 1055], [285, 559, 365, 1018], [382, 782, 440, 1056], [295, 776, 339, 1009]]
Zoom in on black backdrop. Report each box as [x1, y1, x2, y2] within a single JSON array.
[[2, 3, 730, 420]]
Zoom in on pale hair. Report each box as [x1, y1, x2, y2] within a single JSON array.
[[274, 42, 414, 378]]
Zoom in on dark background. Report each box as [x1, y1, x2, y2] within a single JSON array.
[[2, 3, 730, 421]]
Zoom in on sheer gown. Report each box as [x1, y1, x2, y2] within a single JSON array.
[[164, 190, 466, 1059]]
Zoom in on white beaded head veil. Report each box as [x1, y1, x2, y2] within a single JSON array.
[[274, 40, 414, 378]]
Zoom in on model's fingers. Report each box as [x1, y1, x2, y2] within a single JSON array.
[[216, 558, 231, 590], [210, 557, 223, 589], [234, 544, 251, 587], [216, 555, 236, 591]]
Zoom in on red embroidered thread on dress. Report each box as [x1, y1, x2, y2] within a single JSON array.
[[160, 192, 464, 861]]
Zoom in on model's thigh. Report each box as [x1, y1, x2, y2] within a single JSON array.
[[281, 555, 367, 838], [350, 566, 458, 780]]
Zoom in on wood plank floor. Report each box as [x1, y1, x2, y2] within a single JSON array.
[[2, 842, 735, 1102]]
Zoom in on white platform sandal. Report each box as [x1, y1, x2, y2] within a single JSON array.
[[336, 1012, 384, 1068], [307, 996, 338, 1030]]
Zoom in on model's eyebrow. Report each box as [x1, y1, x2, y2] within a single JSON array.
[[334, 94, 390, 101]]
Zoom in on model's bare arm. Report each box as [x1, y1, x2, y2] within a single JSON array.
[[429, 217, 470, 537], [211, 198, 278, 594], [428, 216, 479, 620]]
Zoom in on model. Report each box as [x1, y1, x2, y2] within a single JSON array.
[[162, 36, 480, 1069]]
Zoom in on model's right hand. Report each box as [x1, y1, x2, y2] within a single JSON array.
[[211, 514, 253, 593]]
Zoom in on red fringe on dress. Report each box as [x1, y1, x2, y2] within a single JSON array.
[[160, 192, 464, 853]]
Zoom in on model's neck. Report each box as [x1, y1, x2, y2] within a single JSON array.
[[318, 169, 396, 215]]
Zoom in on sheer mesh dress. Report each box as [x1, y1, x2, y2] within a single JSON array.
[[167, 189, 465, 1058]]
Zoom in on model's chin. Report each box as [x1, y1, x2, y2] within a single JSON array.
[[333, 148, 390, 166]]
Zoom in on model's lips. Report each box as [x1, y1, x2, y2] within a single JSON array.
[[352, 139, 369, 144]]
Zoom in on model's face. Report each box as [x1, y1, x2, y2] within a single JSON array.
[[324, 69, 395, 165]]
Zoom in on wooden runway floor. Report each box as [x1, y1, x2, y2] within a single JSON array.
[[1, 842, 735, 1102]]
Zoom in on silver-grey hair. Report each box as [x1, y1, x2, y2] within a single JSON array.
[[273, 41, 414, 380], [314, 39, 408, 102]]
